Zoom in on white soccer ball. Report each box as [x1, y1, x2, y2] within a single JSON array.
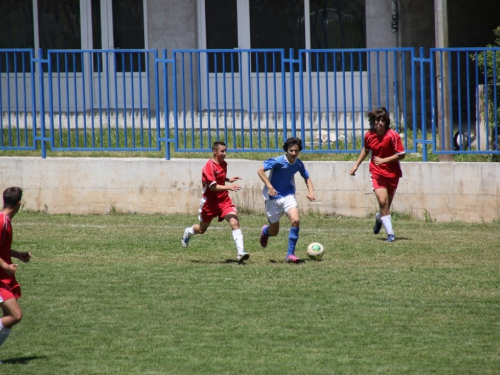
[[306, 242, 324, 260]]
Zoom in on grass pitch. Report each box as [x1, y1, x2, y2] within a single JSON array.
[[1, 212, 499, 374]]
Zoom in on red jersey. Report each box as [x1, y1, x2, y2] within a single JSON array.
[[201, 158, 229, 202], [0, 213, 19, 292], [364, 129, 405, 178]]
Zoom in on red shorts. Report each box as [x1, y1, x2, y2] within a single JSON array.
[[371, 174, 399, 196], [199, 196, 237, 223], [0, 279, 21, 302]]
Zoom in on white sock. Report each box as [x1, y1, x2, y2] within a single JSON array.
[[0, 321, 11, 349], [381, 215, 394, 235], [185, 226, 196, 238], [232, 229, 244, 254], [375, 211, 382, 222]]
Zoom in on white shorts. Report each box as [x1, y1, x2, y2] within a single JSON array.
[[264, 195, 298, 224]]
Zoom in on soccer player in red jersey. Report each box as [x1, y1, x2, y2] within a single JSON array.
[[0, 187, 32, 363], [350, 107, 406, 242], [181, 142, 250, 262]]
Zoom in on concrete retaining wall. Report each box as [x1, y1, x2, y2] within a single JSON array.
[[0, 157, 498, 223]]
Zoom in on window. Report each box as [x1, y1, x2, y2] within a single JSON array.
[[0, 0, 146, 72], [309, 0, 365, 49], [250, 0, 305, 72], [203, 0, 366, 72], [38, 0, 81, 50], [205, 0, 239, 73], [309, 0, 366, 71], [0, 0, 34, 72], [111, 0, 146, 72]]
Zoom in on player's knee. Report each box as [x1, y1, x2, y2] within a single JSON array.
[[228, 219, 240, 229], [11, 311, 23, 325], [290, 218, 300, 227], [198, 228, 207, 234]]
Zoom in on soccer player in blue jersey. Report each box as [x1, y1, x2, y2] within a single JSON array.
[[257, 137, 316, 263]]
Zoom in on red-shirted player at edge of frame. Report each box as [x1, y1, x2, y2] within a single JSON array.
[[349, 107, 405, 242], [0, 187, 32, 364], [181, 141, 250, 262]]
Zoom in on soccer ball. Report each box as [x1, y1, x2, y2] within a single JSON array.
[[306, 242, 324, 260]]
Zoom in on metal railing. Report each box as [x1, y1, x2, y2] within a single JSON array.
[[1, 47, 499, 159]]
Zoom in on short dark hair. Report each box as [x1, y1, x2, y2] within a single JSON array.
[[212, 141, 226, 151], [282, 137, 303, 152], [3, 187, 22, 209], [368, 107, 391, 131]]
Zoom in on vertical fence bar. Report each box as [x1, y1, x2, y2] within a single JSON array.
[[419, 47, 428, 161], [37, 49, 48, 158]]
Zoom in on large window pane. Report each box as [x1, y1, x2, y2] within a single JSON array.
[[205, 0, 238, 73], [0, 0, 34, 49], [39, 0, 81, 49], [249, 0, 305, 72], [309, 0, 366, 71], [38, 0, 81, 72], [0, 0, 34, 72], [310, 0, 366, 49], [112, 0, 145, 72]]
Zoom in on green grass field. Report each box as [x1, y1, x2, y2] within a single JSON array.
[[1, 212, 499, 374]]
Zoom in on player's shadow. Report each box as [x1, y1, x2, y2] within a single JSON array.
[[191, 259, 248, 265], [378, 237, 410, 242], [223, 259, 249, 265], [268, 259, 307, 264], [2, 355, 46, 365]]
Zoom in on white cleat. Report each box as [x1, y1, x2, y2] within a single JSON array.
[[237, 251, 250, 262]]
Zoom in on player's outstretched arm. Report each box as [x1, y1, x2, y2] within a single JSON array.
[[11, 250, 32, 263], [227, 176, 242, 183]]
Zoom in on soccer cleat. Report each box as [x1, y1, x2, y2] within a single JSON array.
[[386, 234, 396, 242], [259, 225, 269, 248], [373, 218, 382, 234], [181, 228, 191, 248], [286, 254, 301, 263], [237, 251, 250, 262]]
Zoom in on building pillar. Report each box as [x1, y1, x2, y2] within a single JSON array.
[[434, 0, 453, 161]]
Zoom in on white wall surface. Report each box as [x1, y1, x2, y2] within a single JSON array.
[[0, 157, 498, 223]]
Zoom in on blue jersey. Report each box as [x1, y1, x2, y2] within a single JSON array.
[[262, 155, 310, 200]]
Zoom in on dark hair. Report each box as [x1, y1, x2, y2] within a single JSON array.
[[282, 137, 303, 152], [212, 141, 226, 151], [368, 107, 391, 131], [3, 187, 22, 209]]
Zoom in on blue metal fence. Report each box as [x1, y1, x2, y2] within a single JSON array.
[[0, 47, 499, 159], [0, 49, 37, 151], [430, 48, 500, 155]]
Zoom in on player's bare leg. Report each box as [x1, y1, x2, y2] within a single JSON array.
[[266, 221, 280, 236], [181, 220, 212, 247], [225, 213, 249, 261], [0, 299, 23, 354], [374, 188, 395, 241]]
